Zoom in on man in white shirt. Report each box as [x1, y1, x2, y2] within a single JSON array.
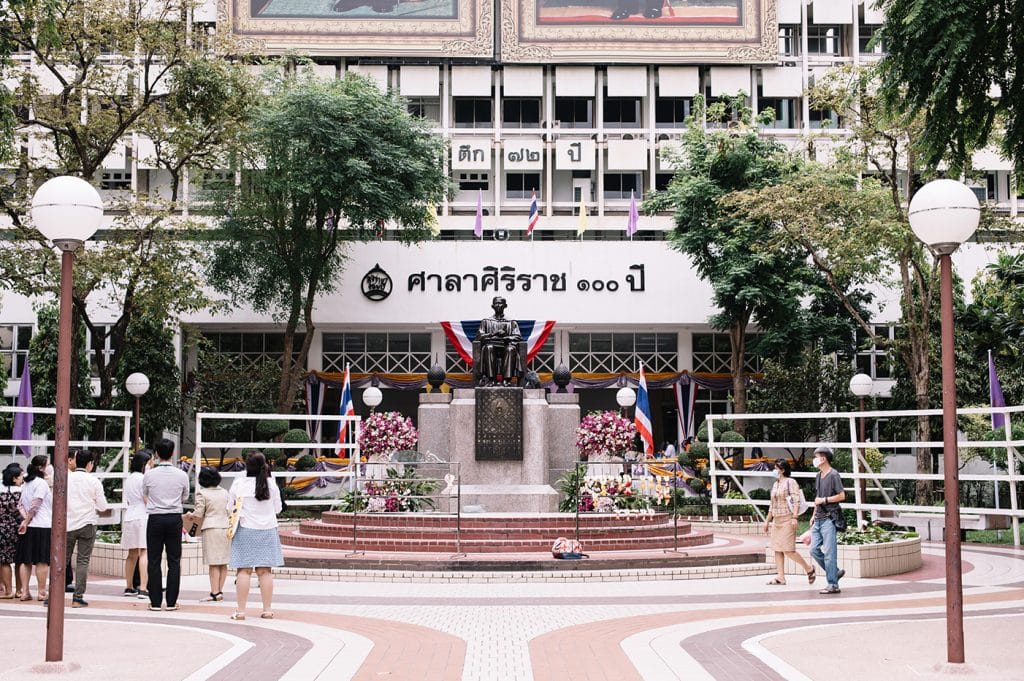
[[66, 449, 111, 607], [143, 438, 189, 611]]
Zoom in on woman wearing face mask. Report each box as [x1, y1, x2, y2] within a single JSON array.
[[763, 458, 815, 585]]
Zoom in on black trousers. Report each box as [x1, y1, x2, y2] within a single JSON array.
[[146, 513, 183, 608]]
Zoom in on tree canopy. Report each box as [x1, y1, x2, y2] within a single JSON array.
[[208, 70, 449, 412]]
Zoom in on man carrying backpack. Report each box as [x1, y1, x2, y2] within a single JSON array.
[[810, 446, 846, 594]]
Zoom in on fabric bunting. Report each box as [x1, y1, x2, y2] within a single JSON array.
[[627, 190, 639, 238], [12, 358, 33, 457], [673, 380, 699, 443], [989, 350, 1007, 430], [440, 320, 556, 367], [474, 189, 483, 238]]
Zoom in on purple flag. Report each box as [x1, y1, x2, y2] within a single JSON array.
[[474, 189, 483, 238], [989, 350, 1006, 429], [12, 357, 33, 457], [627, 190, 639, 237]]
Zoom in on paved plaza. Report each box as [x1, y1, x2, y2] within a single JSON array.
[[1, 537, 1022, 681]]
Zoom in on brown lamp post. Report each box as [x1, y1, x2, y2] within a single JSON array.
[[908, 178, 981, 665], [31, 176, 104, 663]]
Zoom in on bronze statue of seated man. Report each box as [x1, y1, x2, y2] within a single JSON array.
[[476, 296, 523, 387]]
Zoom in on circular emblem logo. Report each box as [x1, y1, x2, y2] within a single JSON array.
[[361, 264, 392, 301]]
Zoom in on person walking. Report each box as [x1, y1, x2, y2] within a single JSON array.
[[143, 438, 189, 611], [65, 449, 111, 608], [763, 458, 815, 586], [15, 455, 51, 602], [228, 452, 283, 621], [809, 446, 846, 595], [0, 463, 25, 599], [121, 450, 152, 598], [189, 467, 230, 602]]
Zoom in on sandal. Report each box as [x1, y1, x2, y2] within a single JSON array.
[[20, 593, 33, 602], [260, 612, 274, 619], [201, 592, 222, 602], [766, 578, 786, 585], [229, 612, 246, 620], [0, 593, 16, 600], [807, 569, 816, 584]]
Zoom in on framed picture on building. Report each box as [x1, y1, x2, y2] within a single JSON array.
[[222, 0, 493, 58], [502, 0, 776, 63]]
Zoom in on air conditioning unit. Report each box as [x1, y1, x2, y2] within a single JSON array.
[[621, 133, 634, 140]]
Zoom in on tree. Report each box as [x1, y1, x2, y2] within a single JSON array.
[[0, 0, 254, 428], [647, 96, 825, 460], [876, 0, 1024, 175], [27, 304, 93, 437], [113, 312, 182, 442], [208, 70, 449, 413]]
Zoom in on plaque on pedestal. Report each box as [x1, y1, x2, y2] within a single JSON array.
[[475, 387, 523, 461]]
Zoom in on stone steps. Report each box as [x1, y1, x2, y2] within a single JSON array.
[[295, 519, 693, 541]]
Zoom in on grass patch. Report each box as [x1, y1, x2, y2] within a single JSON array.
[[964, 529, 1017, 545]]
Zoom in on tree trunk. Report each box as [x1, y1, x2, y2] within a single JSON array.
[[728, 318, 747, 470]]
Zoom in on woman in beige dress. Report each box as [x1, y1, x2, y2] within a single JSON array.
[[189, 467, 231, 602], [763, 458, 815, 585]]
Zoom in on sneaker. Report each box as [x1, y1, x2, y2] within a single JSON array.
[[837, 569, 846, 581], [71, 597, 88, 608], [136, 590, 150, 600], [165, 604, 179, 611], [123, 588, 137, 597], [819, 585, 841, 595], [147, 604, 162, 611]]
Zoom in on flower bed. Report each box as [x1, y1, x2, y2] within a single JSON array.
[[767, 531, 921, 578]]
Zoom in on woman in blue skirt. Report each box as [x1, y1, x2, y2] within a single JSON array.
[[228, 452, 283, 620]]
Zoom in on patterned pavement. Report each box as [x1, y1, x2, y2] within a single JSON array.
[[1, 538, 1022, 680]]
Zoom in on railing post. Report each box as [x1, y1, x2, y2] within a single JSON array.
[[1006, 415, 1021, 546], [708, 416, 718, 522], [850, 414, 864, 529]]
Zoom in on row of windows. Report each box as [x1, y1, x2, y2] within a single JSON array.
[[778, 23, 886, 58], [0, 325, 32, 381], [458, 172, 657, 199]]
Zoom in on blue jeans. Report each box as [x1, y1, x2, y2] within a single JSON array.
[[810, 517, 839, 587]]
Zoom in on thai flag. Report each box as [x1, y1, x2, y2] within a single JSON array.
[[440, 320, 556, 367], [635, 363, 655, 456], [527, 190, 539, 236], [336, 366, 355, 455]]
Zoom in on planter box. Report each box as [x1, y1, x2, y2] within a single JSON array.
[[91, 541, 206, 578], [766, 536, 921, 578], [685, 518, 763, 535]]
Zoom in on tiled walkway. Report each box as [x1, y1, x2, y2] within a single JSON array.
[[2, 539, 1022, 680]]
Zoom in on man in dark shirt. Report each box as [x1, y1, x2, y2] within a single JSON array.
[[810, 446, 846, 594]]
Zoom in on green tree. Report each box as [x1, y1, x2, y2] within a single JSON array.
[[876, 0, 1023, 175], [113, 312, 182, 442], [208, 71, 449, 412], [27, 304, 93, 437]]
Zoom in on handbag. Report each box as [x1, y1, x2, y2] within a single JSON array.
[[226, 496, 242, 540], [785, 479, 809, 516], [829, 506, 848, 533]]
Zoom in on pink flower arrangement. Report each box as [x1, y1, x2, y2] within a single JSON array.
[[358, 411, 419, 459], [575, 410, 635, 459]]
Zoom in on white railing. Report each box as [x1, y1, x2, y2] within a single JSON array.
[[194, 411, 362, 507], [706, 405, 1023, 546]]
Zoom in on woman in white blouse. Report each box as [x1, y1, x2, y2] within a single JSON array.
[[120, 450, 152, 598], [228, 452, 283, 620], [16, 455, 52, 602]]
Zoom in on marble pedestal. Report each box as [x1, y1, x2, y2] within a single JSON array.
[[418, 388, 580, 513]]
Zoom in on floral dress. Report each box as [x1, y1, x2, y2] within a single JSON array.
[[0, 485, 21, 564]]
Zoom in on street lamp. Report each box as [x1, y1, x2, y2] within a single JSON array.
[[362, 386, 383, 412], [908, 178, 980, 665], [849, 373, 872, 444], [31, 176, 103, 663], [125, 372, 150, 451], [616, 387, 636, 419]]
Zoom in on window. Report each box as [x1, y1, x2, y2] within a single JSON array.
[[807, 25, 843, 56], [502, 98, 541, 128], [758, 96, 797, 129], [569, 333, 677, 373], [809, 107, 841, 129], [655, 98, 692, 128], [858, 24, 885, 54], [458, 172, 489, 191], [199, 170, 234, 192], [692, 333, 762, 374], [505, 172, 540, 199], [855, 325, 894, 379], [778, 26, 800, 56], [604, 97, 641, 127], [100, 171, 131, 190], [603, 173, 641, 200], [407, 97, 441, 122], [554, 97, 593, 128], [453, 98, 492, 128], [85, 325, 114, 378], [0, 325, 32, 380], [655, 173, 674, 191], [203, 332, 306, 370], [322, 333, 431, 374]]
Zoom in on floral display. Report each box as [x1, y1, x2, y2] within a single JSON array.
[[576, 473, 664, 513], [575, 410, 636, 459], [358, 410, 419, 459], [338, 467, 440, 513]]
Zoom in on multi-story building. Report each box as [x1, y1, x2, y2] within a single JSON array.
[[1, 0, 1016, 451]]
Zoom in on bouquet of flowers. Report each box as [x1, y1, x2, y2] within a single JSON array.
[[578, 473, 652, 513], [340, 467, 440, 513], [575, 410, 636, 459], [358, 411, 419, 459]]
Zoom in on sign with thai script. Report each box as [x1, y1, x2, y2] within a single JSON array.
[[554, 139, 595, 170], [503, 139, 544, 170], [451, 138, 491, 170], [407, 264, 646, 294]]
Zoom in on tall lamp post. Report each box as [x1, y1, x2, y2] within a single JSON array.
[[908, 178, 980, 665], [31, 176, 103, 663], [616, 387, 636, 420], [849, 373, 873, 523], [362, 386, 383, 413], [125, 372, 150, 451]]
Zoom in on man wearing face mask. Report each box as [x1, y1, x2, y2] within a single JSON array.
[[809, 446, 845, 594]]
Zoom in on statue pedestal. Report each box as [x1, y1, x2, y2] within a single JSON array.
[[417, 388, 580, 513]]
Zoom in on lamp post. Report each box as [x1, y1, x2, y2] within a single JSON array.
[[849, 373, 873, 522], [31, 176, 103, 663], [125, 372, 150, 451], [362, 386, 383, 412], [908, 178, 980, 665], [615, 387, 636, 420]]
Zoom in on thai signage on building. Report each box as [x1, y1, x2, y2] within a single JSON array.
[[406, 264, 646, 294]]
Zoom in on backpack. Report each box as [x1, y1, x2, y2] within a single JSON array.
[[551, 536, 589, 560]]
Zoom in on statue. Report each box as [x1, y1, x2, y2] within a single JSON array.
[[474, 296, 524, 387]]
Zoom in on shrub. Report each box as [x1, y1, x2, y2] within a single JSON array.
[[256, 419, 289, 440], [293, 454, 317, 471], [283, 428, 310, 444]]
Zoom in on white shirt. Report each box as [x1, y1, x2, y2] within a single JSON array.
[[67, 469, 110, 532], [20, 477, 52, 528], [229, 476, 282, 531], [664, 443, 677, 459], [122, 472, 148, 522]]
